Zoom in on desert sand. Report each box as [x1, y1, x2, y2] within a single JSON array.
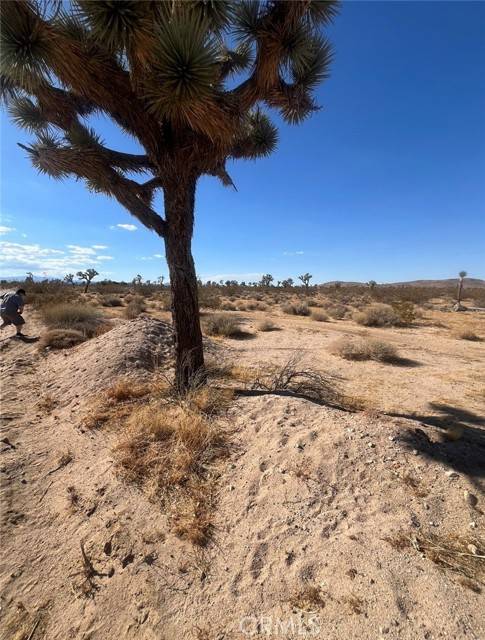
[[1, 297, 484, 639]]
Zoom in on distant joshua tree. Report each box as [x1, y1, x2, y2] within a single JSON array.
[[368, 280, 377, 290], [25, 272, 34, 283], [77, 268, 99, 293], [260, 274, 274, 288], [2, 0, 338, 389], [281, 278, 294, 289], [157, 275, 165, 288], [64, 273, 75, 286], [298, 273, 312, 292], [457, 270, 467, 306]]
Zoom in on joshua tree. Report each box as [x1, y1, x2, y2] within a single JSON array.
[[25, 271, 34, 283], [298, 272, 312, 292], [64, 273, 75, 286], [76, 268, 98, 293], [367, 280, 377, 290], [260, 274, 274, 288], [1, 0, 338, 389], [281, 278, 294, 288], [157, 275, 165, 288], [457, 270, 467, 306], [133, 274, 143, 287]]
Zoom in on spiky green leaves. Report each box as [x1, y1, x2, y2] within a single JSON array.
[[307, 1, 340, 26], [232, 109, 278, 159], [0, 2, 52, 90], [8, 96, 48, 133], [74, 0, 151, 54], [188, 1, 235, 34], [233, 1, 262, 43], [146, 14, 221, 132]]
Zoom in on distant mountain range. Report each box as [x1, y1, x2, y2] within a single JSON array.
[[320, 278, 485, 288]]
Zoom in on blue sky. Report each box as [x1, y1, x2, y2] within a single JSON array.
[[1, 1, 484, 283]]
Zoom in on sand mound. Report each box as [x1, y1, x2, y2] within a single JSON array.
[[40, 316, 173, 405]]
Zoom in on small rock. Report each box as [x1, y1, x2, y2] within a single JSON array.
[[412, 449, 418, 456], [464, 490, 478, 507], [368, 442, 375, 448], [469, 522, 477, 529], [379, 627, 390, 635], [446, 470, 459, 478], [388, 436, 395, 442], [467, 544, 478, 555]]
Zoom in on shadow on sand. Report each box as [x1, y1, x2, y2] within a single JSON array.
[[389, 402, 485, 480]]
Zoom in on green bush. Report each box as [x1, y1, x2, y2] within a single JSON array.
[[282, 302, 310, 316], [330, 337, 398, 362], [353, 303, 401, 327], [101, 295, 123, 307], [204, 315, 243, 337], [41, 303, 102, 337]]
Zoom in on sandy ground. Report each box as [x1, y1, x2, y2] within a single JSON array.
[[0, 306, 484, 639]]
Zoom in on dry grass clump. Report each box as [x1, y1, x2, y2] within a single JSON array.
[[204, 314, 244, 338], [326, 304, 347, 320], [101, 295, 123, 307], [257, 319, 279, 331], [385, 531, 484, 590], [330, 336, 398, 363], [353, 303, 401, 327], [123, 296, 146, 319], [38, 328, 86, 350], [220, 301, 237, 311], [311, 311, 329, 322], [455, 329, 481, 341], [41, 303, 102, 337], [282, 302, 310, 316], [186, 385, 235, 416], [115, 402, 230, 546], [106, 378, 150, 403]]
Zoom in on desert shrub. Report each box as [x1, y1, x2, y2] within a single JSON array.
[[198, 291, 221, 310], [391, 301, 416, 325], [115, 402, 229, 546], [101, 295, 123, 307], [282, 302, 310, 316], [311, 311, 328, 322], [38, 328, 86, 350], [326, 304, 347, 320], [306, 298, 319, 307], [330, 337, 398, 362], [456, 330, 481, 341], [204, 314, 243, 337], [353, 303, 401, 327], [220, 302, 237, 311], [124, 296, 146, 319], [257, 319, 278, 331], [41, 303, 102, 336]]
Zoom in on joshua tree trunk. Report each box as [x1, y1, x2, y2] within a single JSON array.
[[84, 281, 89, 294], [163, 174, 204, 391], [457, 279, 463, 305]]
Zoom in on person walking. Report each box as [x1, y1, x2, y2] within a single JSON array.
[[0, 288, 27, 338]]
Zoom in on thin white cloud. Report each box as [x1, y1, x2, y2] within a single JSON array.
[[0, 241, 112, 277], [199, 272, 263, 282], [67, 244, 96, 255], [92, 244, 108, 250], [110, 223, 137, 231], [139, 253, 165, 261], [0, 226, 15, 235], [283, 250, 305, 256]]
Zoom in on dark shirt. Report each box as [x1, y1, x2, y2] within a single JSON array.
[[0, 293, 24, 316]]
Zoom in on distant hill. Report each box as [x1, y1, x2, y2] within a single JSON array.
[[321, 278, 485, 288]]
